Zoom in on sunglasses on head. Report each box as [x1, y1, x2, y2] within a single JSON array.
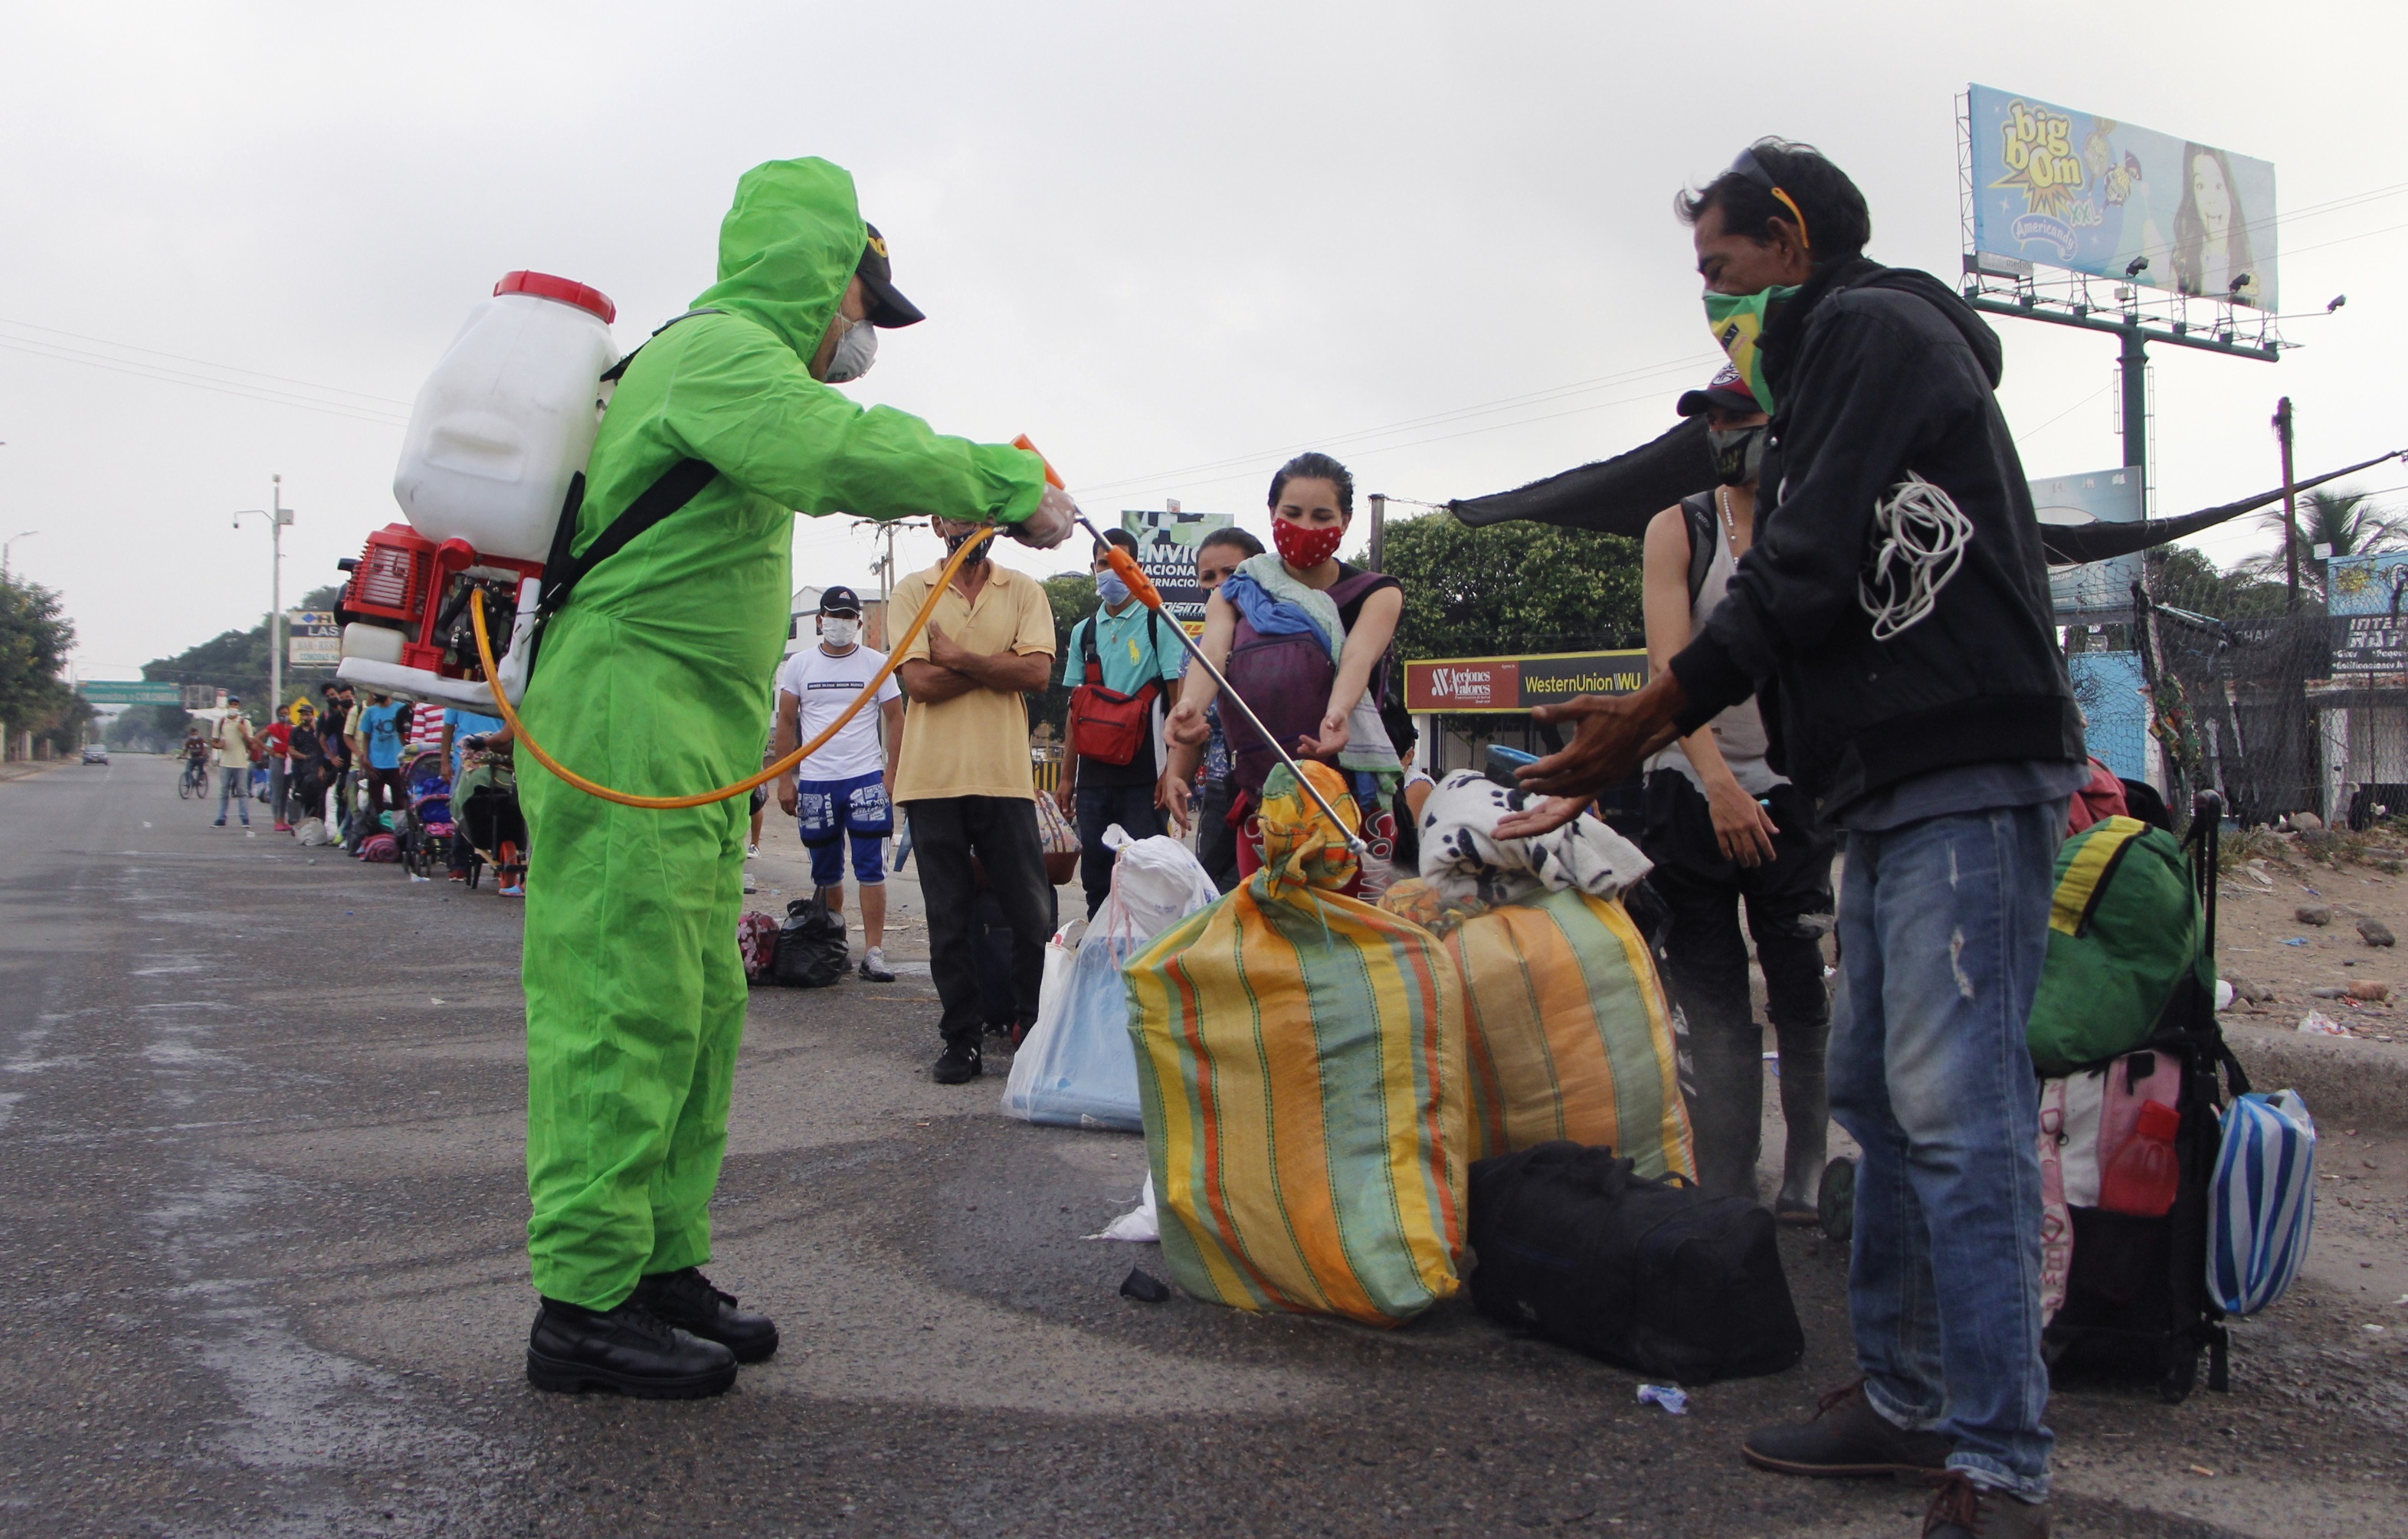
[[1728, 149, 1813, 251]]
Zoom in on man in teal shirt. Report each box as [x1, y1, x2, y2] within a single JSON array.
[[1055, 527, 1181, 916], [351, 693, 409, 854]]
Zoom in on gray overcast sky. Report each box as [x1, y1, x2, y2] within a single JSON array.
[[7, 1, 2405, 683]]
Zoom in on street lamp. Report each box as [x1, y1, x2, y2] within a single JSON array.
[[2, 529, 36, 581], [230, 476, 296, 715]]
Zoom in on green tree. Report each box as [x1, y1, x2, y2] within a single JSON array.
[[118, 581, 347, 745], [0, 575, 87, 752], [2244, 486, 2406, 599], [1035, 570, 1099, 735], [2146, 544, 2288, 620], [1374, 514, 1646, 661], [1371, 512, 1646, 747]]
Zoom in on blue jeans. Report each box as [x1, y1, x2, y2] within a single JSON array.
[[216, 768, 251, 825], [1829, 802, 2058, 1501]]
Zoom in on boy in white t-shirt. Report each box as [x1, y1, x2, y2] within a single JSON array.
[[772, 586, 906, 981]]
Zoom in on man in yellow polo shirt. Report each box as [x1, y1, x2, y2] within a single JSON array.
[[892, 516, 1060, 1083]]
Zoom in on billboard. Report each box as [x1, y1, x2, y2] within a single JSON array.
[[1121, 509, 1237, 628], [1404, 650, 1650, 714], [1971, 86, 2278, 310], [288, 609, 341, 667], [2035, 466, 2145, 621], [2326, 550, 2408, 674]]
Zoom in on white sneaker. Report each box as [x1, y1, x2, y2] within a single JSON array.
[[859, 947, 896, 983], [743, 872, 759, 894], [746, 843, 760, 860]]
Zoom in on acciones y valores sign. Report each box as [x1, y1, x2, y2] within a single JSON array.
[[1403, 650, 1650, 714]]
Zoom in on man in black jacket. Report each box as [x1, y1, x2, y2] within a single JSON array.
[[1499, 141, 2075, 1538]]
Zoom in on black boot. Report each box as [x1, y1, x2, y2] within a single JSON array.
[[933, 1040, 982, 1084], [526, 1297, 736, 1399], [631, 1267, 779, 1364]]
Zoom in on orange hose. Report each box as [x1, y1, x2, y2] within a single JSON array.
[[469, 523, 998, 809]]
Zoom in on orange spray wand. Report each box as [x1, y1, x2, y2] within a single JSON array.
[[1013, 436, 1366, 853]]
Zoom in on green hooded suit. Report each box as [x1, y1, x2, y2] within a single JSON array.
[[518, 157, 1046, 1309]]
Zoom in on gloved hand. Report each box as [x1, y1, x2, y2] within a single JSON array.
[[1010, 484, 1079, 550]]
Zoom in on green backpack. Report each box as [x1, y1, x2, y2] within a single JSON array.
[[2026, 815, 2210, 1076]]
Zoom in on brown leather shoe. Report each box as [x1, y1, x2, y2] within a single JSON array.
[[1921, 1471, 2050, 1537], [1741, 1380, 1955, 1478]]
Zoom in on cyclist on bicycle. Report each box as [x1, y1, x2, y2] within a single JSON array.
[[180, 727, 210, 793]]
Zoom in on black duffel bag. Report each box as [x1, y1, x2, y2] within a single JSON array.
[[772, 893, 850, 989], [1468, 1141, 1804, 1384]]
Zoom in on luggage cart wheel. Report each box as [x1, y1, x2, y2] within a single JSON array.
[[1817, 1156, 1857, 1243]]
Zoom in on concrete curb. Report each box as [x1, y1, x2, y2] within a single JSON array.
[[2222, 1018, 2408, 1134]]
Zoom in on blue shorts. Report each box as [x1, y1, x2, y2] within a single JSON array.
[[796, 771, 892, 888]]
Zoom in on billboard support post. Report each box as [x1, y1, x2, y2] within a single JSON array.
[[2120, 323, 2149, 504], [2275, 397, 2302, 610]]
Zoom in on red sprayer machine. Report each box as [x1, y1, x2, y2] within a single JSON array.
[[335, 270, 621, 710]]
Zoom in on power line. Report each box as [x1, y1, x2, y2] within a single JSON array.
[[2276, 217, 2408, 262], [1069, 351, 1718, 500], [0, 316, 412, 407], [2015, 382, 2116, 442], [1080, 374, 1714, 505], [0, 335, 411, 427]]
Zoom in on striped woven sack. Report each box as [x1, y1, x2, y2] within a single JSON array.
[[2207, 1089, 2318, 1316], [1383, 880, 1694, 1177], [1125, 762, 1469, 1327]]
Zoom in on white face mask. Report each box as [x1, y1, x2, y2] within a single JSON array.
[[821, 313, 877, 383], [821, 616, 860, 648]]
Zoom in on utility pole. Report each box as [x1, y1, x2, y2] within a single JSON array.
[[1368, 493, 1387, 571], [232, 476, 295, 712], [270, 475, 291, 714], [2274, 398, 2302, 611]]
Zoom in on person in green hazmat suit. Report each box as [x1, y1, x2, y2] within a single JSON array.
[[517, 156, 1077, 1400]]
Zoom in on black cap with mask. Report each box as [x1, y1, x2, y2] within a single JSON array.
[[1679, 363, 1768, 487]]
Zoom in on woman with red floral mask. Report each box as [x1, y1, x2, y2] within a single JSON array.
[[1161, 452, 1407, 888]]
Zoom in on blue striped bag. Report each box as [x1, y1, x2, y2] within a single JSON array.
[[2207, 1090, 2318, 1317]]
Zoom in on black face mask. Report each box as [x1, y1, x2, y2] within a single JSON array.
[[1707, 425, 1767, 488], [942, 527, 989, 568]]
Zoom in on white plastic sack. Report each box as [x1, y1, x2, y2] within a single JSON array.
[[293, 817, 330, 847], [1089, 1174, 1159, 1242], [1001, 830, 1220, 1131], [1415, 769, 1652, 905]]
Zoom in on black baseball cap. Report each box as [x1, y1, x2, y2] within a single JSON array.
[[1676, 362, 1763, 418], [857, 224, 924, 329], [819, 585, 863, 615]]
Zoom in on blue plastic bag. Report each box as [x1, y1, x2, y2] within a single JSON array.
[[1001, 830, 1219, 1132]]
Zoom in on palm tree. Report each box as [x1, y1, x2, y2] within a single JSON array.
[[2244, 486, 2407, 598]]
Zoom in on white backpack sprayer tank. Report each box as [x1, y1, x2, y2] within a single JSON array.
[[335, 270, 619, 709]]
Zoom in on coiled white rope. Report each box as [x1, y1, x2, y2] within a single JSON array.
[[1859, 472, 1972, 640]]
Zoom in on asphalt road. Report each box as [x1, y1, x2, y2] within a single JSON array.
[[3, 754, 2401, 1537]]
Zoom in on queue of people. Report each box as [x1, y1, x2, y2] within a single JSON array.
[[182, 681, 527, 898]]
